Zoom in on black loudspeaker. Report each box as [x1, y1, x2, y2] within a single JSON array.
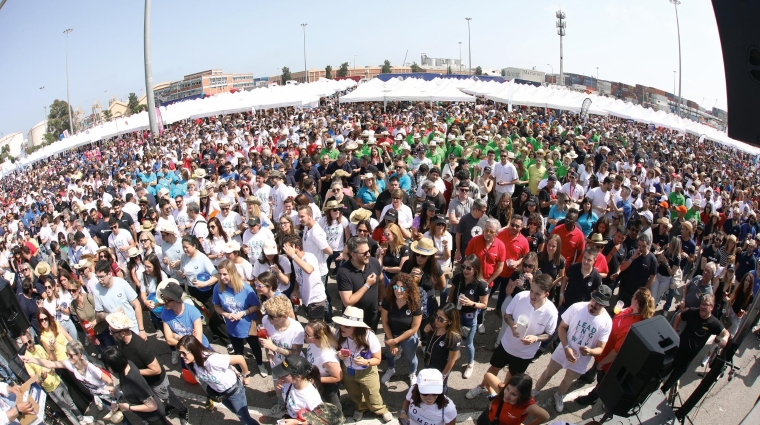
[[0, 281, 31, 338], [598, 315, 680, 417], [711, 1, 760, 146]]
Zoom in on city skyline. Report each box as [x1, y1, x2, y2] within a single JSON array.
[[0, 0, 727, 139]]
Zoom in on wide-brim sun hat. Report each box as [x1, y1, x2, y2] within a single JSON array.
[[332, 306, 369, 328], [410, 238, 437, 256]]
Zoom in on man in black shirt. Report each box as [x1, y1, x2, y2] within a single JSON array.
[[101, 348, 167, 424], [421, 180, 447, 215], [617, 234, 657, 307], [603, 228, 627, 288], [337, 237, 384, 331], [560, 247, 602, 312], [457, 199, 488, 256], [107, 312, 189, 425], [661, 294, 729, 394], [374, 177, 409, 220], [538, 176, 557, 217]]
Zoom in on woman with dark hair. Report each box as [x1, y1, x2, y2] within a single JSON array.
[[139, 254, 169, 330], [477, 373, 548, 425], [538, 235, 565, 305], [198, 190, 213, 219], [521, 212, 545, 253], [512, 189, 531, 218], [402, 238, 446, 320], [447, 254, 489, 379], [272, 354, 325, 419], [379, 273, 423, 386], [43, 272, 78, 342], [577, 197, 598, 237], [97, 247, 124, 278], [422, 303, 461, 390], [178, 235, 226, 345], [38, 305, 73, 361], [726, 272, 754, 335], [592, 216, 611, 240], [399, 369, 457, 425], [204, 216, 230, 266], [490, 193, 514, 229], [177, 335, 257, 425], [412, 201, 437, 241], [276, 215, 299, 250], [521, 197, 539, 224], [101, 347, 169, 425]]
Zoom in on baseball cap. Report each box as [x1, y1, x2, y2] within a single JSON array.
[[272, 355, 312, 377], [301, 403, 344, 425], [263, 239, 278, 256], [384, 209, 398, 222], [416, 368, 444, 394], [248, 217, 261, 227]]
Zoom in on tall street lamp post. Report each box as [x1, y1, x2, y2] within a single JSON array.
[[670, 0, 683, 116], [144, 0, 158, 135], [63, 28, 74, 135], [465, 18, 472, 75], [301, 23, 308, 83], [556, 11, 566, 86]]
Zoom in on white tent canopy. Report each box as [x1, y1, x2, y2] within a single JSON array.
[[339, 77, 476, 103]]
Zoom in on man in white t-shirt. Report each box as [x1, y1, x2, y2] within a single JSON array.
[[587, 176, 613, 218], [532, 286, 613, 413], [93, 259, 146, 340], [107, 218, 135, 268], [242, 217, 274, 261], [269, 170, 297, 223], [282, 235, 327, 321], [217, 199, 244, 242], [476, 149, 497, 180], [492, 151, 519, 196], [253, 174, 272, 218]]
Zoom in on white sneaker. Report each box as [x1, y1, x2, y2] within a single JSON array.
[[466, 385, 487, 399], [171, 350, 179, 365], [554, 392, 565, 412], [409, 373, 417, 387], [258, 363, 268, 377], [381, 412, 393, 423], [380, 367, 395, 384], [478, 323, 486, 334], [463, 363, 474, 379], [352, 410, 364, 421], [532, 389, 539, 397], [80, 416, 94, 425]]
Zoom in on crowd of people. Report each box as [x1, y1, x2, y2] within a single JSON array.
[[0, 93, 757, 425]]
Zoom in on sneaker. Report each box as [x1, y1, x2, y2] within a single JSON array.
[[204, 398, 215, 411], [227, 344, 235, 354], [171, 350, 179, 365], [531, 389, 539, 397], [466, 385, 487, 399], [211, 335, 220, 343], [463, 364, 474, 379], [575, 394, 597, 406], [409, 373, 417, 387], [700, 355, 709, 368], [380, 367, 395, 384], [179, 411, 190, 425], [79, 416, 94, 425], [554, 392, 565, 412], [478, 323, 486, 334], [258, 363, 268, 377], [381, 412, 393, 423], [102, 410, 114, 421], [352, 410, 364, 421]]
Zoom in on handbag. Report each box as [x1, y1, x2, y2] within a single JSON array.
[[477, 397, 505, 425], [669, 267, 683, 290]]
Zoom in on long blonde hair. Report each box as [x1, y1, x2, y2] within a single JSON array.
[[633, 287, 655, 320], [384, 223, 406, 256], [217, 259, 244, 294]]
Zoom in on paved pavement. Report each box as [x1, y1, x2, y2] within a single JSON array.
[[80, 280, 760, 425]]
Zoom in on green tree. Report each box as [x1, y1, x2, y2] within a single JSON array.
[[325, 65, 332, 79], [475, 66, 483, 76], [127, 93, 140, 115], [46, 99, 73, 139], [337, 62, 349, 77], [381, 60, 392, 74], [102, 109, 113, 122], [43, 133, 57, 144], [134, 104, 148, 114], [281, 66, 292, 84], [410, 62, 424, 73]]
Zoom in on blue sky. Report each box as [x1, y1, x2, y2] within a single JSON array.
[[0, 0, 727, 139]]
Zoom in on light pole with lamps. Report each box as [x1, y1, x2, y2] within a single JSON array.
[[143, 0, 158, 135], [458, 42, 462, 74], [556, 11, 566, 86], [670, 0, 682, 116], [301, 23, 308, 83], [465, 18, 472, 75], [63, 28, 74, 135]]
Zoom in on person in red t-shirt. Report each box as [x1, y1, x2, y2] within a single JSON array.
[[494, 216, 531, 312], [465, 218, 506, 289], [480, 372, 549, 425], [589, 233, 610, 279], [551, 209, 585, 267]]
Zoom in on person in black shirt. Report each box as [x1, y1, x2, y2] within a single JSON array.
[[374, 177, 409, 221], [108, 313, 189, 425], [652, 217, 672, 249], [661, 295, 729, 394], [379, 273, 423, 385], [337, 237, 384, 331], [421, 303, 462, 388], [538, 176, 557, 217], [101, 348, 167, 425], [603, 228, 627, 289], [560, 247, 602, 311], [617, 234, 658, 307]]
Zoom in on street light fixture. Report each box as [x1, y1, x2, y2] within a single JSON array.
[[301, 23, 308, 83], [63, 28, 74, 135], [556, 11, 566, 86], [670, 0, 683, 117], [465, 18, 472, 76]]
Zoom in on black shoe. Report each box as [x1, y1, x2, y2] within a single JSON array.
[[575, 395, 597, 406], [578, 373, 596, 384]]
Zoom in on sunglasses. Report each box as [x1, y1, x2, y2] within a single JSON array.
[[523, 263, 535, 269], [139, 239, 149, 243], [267, 313, 285, 320], [354, 250, 371, 257], [435, 316, 448, 323], [393, 197, 402, 200], [462, 265, 474, 271], [392, 285, 406, 292]]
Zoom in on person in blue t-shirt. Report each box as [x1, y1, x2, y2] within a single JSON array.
[[160, 280, 210, 365], [614, 186, 633, 226], [213, 260, 266, 376]]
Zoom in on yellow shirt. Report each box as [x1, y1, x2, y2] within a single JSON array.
[[528, 162, 546, 194], [40, 328, 69, 362], [24, 346, 61, 393]]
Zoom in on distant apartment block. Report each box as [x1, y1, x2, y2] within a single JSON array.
[[155, 69, 254, 103]]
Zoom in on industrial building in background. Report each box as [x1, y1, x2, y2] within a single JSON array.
[[154, 69, 254, 104]]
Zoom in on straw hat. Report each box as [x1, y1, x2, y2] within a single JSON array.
[[410, 238, 437, 256], [139, 221, 156, 232], [323, 200, 344, 212], [332, 306, 369, 328], [245, 196, 261, 205], [349, 208, 372, 225], [72, 258, 92, 270], [34, 261, 51, 277], [105, 312, 134, 331], [127, 247, 142, 258], [194, 169, 207, 178], [589, 233, 606, 245]]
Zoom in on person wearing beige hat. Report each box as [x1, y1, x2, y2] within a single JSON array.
[[217, 198, 244, 242]]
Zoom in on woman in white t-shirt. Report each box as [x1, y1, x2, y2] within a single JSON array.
[[304, 320, 343, 413], [44, 271, 78, 342], [334, 306, 392, 423], [259, 296, 304, 413], [273, 354, 324, 420], [252, 239, 292, 293], [319, 202, 350, 275], [204, 217, 230, 267], [400, 369, 457, 425], [178, 335, 257, 425]]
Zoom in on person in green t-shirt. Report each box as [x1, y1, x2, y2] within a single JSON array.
[[319, 139, 340, 160], [446, 135, 463, 158], [669, 183, 686, 219]]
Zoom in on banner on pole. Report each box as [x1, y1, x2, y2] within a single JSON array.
[[580, 98, 592, 120], [155, 107, 164, 135]]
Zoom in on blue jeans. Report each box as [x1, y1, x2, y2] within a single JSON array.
[[221, 380, 259, 425], [462, 317, 478, 364], [385, 333, 419, 375], [96, 328, 116, 349], [663, 288, 677, 312]]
